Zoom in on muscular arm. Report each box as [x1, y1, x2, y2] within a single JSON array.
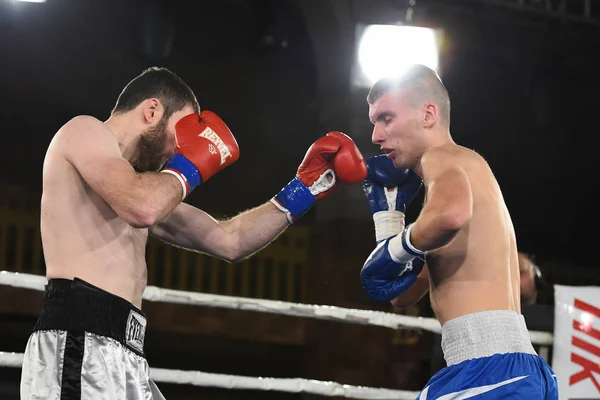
[[60, 116, 182, 228], [149, 201, 290, 263], [390, 264, 430, 308], [410, 151, 473, 251]]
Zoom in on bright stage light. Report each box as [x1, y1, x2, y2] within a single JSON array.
[[354, 24, 441, 87]]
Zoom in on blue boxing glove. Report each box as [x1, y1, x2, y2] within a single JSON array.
[[361, 155, 422, 243], [361, 224, 427, 302]]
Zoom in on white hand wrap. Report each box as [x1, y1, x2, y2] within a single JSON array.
[[373, 211, 405, 243], [388, 223, 427, 264]]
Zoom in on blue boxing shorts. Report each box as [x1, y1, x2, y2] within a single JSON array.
[[417, 310, 558, 399]]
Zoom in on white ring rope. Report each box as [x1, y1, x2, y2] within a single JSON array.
[[0, 270, 556, 398], [0, 352, 418, 399], [0, 271, 554, 345]]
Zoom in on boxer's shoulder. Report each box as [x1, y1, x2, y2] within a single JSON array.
[[59, 115, 110, 138], [421, 144, 466, 180], [422, 144, 487, 174], [422, 143, 459, 164], [424, 143, 481, 161], [52, 115, 117, 154]]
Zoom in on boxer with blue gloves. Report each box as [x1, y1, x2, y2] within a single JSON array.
[[359, 155, 425, 302], [360, 64, 557, 399]]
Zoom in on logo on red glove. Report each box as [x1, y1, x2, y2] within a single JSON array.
[[199, 127, 233, 165]]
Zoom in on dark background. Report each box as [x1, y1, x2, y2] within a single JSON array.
[[0, 0, 597, 398], [1, 0, 597, 260]]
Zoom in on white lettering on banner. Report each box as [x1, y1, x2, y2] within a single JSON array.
[[552, 285, 600, 400], [199, 127, 232, 165], [570, 299, 600, 392]]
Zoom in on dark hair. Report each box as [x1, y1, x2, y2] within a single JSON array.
[[523, 252, 546, 291], [518, 252, 547, 306], [112, 67, 200, 119], [367, 64, 451, 126]]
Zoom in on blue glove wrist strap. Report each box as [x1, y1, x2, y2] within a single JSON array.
[[272, 177, 316, 222], [163, 154, 203, 192]]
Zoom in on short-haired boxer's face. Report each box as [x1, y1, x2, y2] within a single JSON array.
[[134, 104, 195, 172], [369, 91, 424, 169]]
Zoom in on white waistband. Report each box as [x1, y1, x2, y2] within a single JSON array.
[[441, 310, 537, 366]]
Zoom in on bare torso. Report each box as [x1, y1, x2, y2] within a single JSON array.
[[41, 120, 149, 308], [424, 144, 520, 325]]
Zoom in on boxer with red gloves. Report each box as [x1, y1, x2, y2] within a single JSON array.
[[26, 66, 370, 400]]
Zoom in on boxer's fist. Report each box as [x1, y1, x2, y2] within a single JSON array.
[[175, 111, 240, 181], [162, 111, 240, 199], [297, 131, 367, 199], [271, 132, 367, 223], [327, 131, 369, 185], [362, 155, 422, 213], [361, 234, 425, 302], [361, 155, 422, 242]]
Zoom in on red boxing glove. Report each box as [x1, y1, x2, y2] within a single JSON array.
[[327, 131, 369, 185], [174, 111, 240, 181], [297, 131, 368, 200], [162, 111, 240, 198], [272, 131, 367, 223]]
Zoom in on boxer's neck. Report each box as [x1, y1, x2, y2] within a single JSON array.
[[413, 130, 454, 177], [104, 113, 145, 162]]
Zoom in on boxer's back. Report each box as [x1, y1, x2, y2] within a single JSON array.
[[424, 144, 520, 325], [41, 116, 149, 307]]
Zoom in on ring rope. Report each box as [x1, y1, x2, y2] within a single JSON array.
[[0, 271, 554, 345], [0, 352, 418, 399], [0, 270, 555, 399]]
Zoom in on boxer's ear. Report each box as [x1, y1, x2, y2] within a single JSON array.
[[142, 98, 163, 125], [423, 102, 438, 128]]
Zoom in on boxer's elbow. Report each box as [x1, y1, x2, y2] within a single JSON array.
[[219, 251, 249, 265], [103, 189, 163, 228], [431, 169, 472, 233], [125, 214, 156, 229], [120, 205, 160, 228], [220, 244, 244, 264], [224, 242, 253, 264], [390, 295, 417, 309], [210, 233, 248, 264], [226, 254, 245, 264], [215, 224, 244, 263], [390, 292, 423, 308], [438, 209, 470, 233], [389, 279, 429, 309], [438, 199, 472, 233]]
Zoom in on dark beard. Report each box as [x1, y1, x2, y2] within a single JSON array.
[[133, 117, 168, 172]]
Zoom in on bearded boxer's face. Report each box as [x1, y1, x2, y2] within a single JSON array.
[[133, 105, 195, 172], [134, 115, 169, 172], [369, 91, 422, 169]]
